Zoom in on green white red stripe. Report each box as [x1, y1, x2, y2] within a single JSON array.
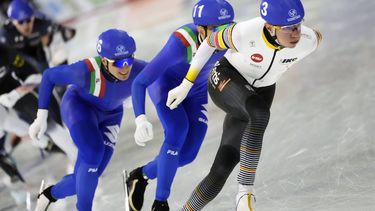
[[173, 26, 199, 63], [84, 57, 106, 98]]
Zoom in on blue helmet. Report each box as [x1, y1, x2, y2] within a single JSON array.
[[7, 0, 34, 21], [192, 0, 234, 26], [96, 29, 136, 60], [260, 0, 304, 26]]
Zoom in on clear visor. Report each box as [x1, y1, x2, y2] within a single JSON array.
[[273, 22, 302, 33]]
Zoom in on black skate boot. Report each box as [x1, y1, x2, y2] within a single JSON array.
[[0, 150, 24, 183], [35, 185, 57, 211], [126, 167, 148, 211], [152, 200, 169, 211]]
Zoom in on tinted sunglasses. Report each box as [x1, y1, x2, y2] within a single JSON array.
[[107, 55, 134, 68], [17, 18, 32, 25]]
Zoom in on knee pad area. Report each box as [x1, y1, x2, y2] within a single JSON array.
[[178, 153, 197, 167], [77, 144, 104, 166], [210, 145, 239, 179], [245, 98, 270, 122]]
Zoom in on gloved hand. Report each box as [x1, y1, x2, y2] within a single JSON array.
[[29, 109, 48, 141], [0, 90, 21, 108], [166, 79, 193, 110], [134, 114, 153, 146]]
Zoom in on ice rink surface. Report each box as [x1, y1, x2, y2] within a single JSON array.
[[1, 0, 375, 210]]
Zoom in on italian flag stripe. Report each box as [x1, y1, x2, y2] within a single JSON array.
[[85, 57, 106, 97], [181, 26, 198, 46], [174, 32, 190, 47], [175, 27, 198, 63], [89, 70, 95, 94], [99, 71, 105, 97], [186, 46, 192, 63], [84, 59, 95, 72]]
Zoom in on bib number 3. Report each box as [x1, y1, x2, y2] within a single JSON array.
[[261, 2, 269, 16]]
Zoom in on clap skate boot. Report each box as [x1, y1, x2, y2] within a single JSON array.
[[34, 182, 57, 211], [236, 192, 256, 211], [126, 167, 148, 211], [151, 200, 169, 211]]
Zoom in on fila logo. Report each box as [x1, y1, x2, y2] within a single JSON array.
[[250, 53, 263, 63], [280, 58, 298, 64], [88, 168, 98, 173], [167, 149, 178, 156]]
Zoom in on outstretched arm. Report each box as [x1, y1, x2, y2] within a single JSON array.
[[167, 24, 237, 109], [186, 24, 237, 82]]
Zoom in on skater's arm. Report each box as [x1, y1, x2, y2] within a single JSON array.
[[185, 24, 236, 83], [132, 35, 185, 117], [38, 61, 86, 109]]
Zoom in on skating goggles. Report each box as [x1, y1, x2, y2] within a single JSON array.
[[17, 18, 32, 25], [107, 55, 134, 68], [273, 22, 302, 33]]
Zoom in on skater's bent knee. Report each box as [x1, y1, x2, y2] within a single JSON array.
[[210, 145, 239, 177]]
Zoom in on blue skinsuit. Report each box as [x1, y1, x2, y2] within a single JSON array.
[[132, 23, 226, 201], [38, 57, 146, 210]]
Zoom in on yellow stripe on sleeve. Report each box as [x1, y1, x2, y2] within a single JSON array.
[[185, 67, 200, 82]]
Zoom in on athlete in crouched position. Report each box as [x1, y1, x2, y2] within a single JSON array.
[[167, 0, 322, 210], [126, 0, 235, 210], [29, 29, 147, 211]]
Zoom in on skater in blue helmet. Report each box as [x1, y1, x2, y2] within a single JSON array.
[[127, 0, 234, 210], [29, 29, 147, 211], [167, 0, 322, 210], [1, 0, 76, 70]]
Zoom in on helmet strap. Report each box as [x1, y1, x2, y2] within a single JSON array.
[[269, 27, 276, 37], [263, 26, 283, 49], [198, 33, 204, 44], [270, 28, 281, 45], [101, 60, 119, 82], [197, 25, 208, 44]]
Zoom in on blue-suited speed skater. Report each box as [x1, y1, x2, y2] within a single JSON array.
[[126, 0, 234, 210], [29, 29, 147, 211]]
